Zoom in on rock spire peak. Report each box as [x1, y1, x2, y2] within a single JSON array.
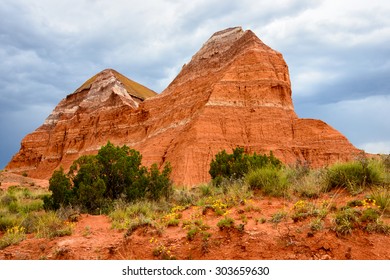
[[6, 28, 361, 185]]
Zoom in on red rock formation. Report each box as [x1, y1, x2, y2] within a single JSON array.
[[6, 69, 157, 178], [6, 27, 362, 186]]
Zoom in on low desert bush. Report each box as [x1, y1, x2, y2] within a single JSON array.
[[199, 184, 213, 197], [222, 180, 253, 202], [109, 199, 171, 230], [126, 218, 155, 236], [360, 208, 380, 223], [381, 154, 390, 172], [324, 159, 385, 194], [186, 226, 199, 241], [182, 219, 210, 240], [310, 218, 324, 232], [209, 147, 282, 186], [286, 160, 311, 182], [217, 216, 235, 230], [364, 221, 390, 234], [0, 214, 21, 232], [246, 166, 288, 197], [35, 212, 74, 239], [270, 210, 288, 224], [20, 212, 39, 233], [289, 169, 326, 198], [0, 186, 75, 241], [332, 208, 360, 235], [17, 199, 44, 214], [161, 205, 185, 227], [200, 197, 228, 216], [369, 188, 390, 215], [0, 194, 17, 208], [0, 226, 26, 249], [291, 200, 319, 222], [0, 186, 49, 232]]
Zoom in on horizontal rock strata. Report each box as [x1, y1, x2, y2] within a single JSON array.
[[6, 27, 361, 186]]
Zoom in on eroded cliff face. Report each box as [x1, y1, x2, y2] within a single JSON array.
[[6, 27, 361, 186], [6, 69, 157, 178]]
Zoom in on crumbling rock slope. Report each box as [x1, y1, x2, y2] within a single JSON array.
[[6, 27, 361, 186]]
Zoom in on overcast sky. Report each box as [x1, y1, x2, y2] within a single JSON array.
[[1, 0, 389, 168]]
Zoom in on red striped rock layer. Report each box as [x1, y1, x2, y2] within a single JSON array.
[[7, 27, 361, 186]]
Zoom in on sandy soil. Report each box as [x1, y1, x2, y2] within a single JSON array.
[[0, 171, 49, 190], [1, 172, 389, 260]]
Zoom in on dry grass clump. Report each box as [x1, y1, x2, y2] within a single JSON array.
[[0, 186, 72, 248]]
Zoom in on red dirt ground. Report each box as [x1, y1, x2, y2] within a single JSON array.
[[0, 173, 389, 260]]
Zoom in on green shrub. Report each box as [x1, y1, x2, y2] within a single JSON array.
[[166, 218, 180, 227], [0, 226, 26, 249], [346, 200, 364, 208], [95, 143, 143, 200], [69, 155, 107, 213], [209, 147, 281, 186], [21, 188, 33, 199], [324, 159, 385, 194], [35, 212, 73, 238], [288, 168, 326, 198], [109, 200, 170, 230], [21, 212, 39, 233], [333, 208, 360, 235], [209, 148, 247, 183], [310, 218, 324, 232], [171, 188, 199, 206], [360, 208, 380, 223], [200, 184, 213, 196], [44, 142, 173, 214], [183, 219, 210, 240], [364, 221, 390, 234], [146, 163, 173, 201], [0, 194, 17, 207], [18, 199, 44, 214], [44, 167, 73, 210], [381, 154, 390, 172], [126, 218, 155, 236], [217, 216, 235, 230], [270, 210, 288, 223], [186, 227, 199, 240], [7, 201, 19, 213], [0, 214, 22, 231], [369, 188, 390, 215], [245, 166, 288, 197], [291, 200, 317, 222]]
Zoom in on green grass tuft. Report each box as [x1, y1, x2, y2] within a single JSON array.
[[324, 159, 385, 194], [245, 166, 288, 197]]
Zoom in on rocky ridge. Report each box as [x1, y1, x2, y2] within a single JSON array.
[[6, 27, 361, 186]]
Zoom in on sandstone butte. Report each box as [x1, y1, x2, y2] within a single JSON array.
[[6, 27, 362, 186]]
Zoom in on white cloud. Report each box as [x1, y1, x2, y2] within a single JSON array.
[[358, 142, 390, 154], [1, 0, 390, 168], [260, 0, 390, 48]]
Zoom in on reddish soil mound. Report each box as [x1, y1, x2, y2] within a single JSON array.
[[1, 214, 123, 260], [0, 171, 48, 190]]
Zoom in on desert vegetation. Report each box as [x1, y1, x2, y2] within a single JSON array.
[[43, 141, 173, 214], [1, 147, 389, 259], [0, 186, 74, 249]]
